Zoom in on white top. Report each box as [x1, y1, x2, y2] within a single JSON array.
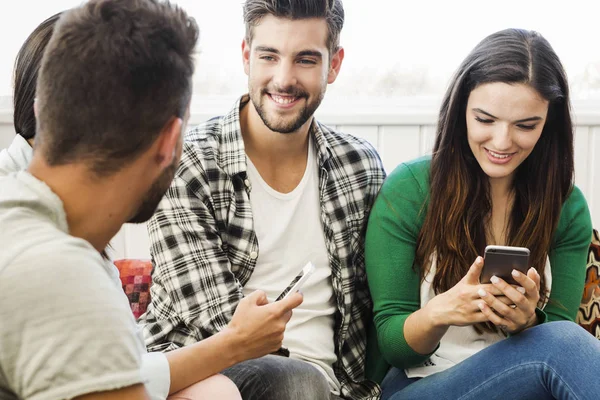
[[405, 255, 552, 378], [0, 171, 146, 400], [0, 135, 33, 175], [242, 137, 341, 393], [0, 135, 170, 399]]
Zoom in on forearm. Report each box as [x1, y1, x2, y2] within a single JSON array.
[[165, 328, 242, 394], [403, 305, 448, 356]]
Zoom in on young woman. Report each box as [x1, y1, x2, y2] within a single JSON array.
[[365, 28, 599, 399]]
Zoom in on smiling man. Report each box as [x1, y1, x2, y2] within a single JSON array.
[[138, 1, 385, 399]]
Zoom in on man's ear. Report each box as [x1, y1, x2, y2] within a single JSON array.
[[156, 116, 183, 168], [242, 39, 251, 76], [327, 47, 344, 84]]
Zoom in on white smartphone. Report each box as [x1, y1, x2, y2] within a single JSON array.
[[482, 245, 530, 285], [275, 262, 315, 301]]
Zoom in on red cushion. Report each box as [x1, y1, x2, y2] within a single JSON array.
[[114, 259, 153, 319]]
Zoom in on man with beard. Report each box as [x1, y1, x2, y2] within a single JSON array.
[[139, 1, 386, 399], [0, 1, 302, 399]]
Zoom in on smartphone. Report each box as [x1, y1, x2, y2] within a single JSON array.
[[275, 262, 316, 301], [482, 245, 530, 285]]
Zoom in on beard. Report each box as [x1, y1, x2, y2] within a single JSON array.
[[249, 84, 325, 134], [127, 157, 178, 224]]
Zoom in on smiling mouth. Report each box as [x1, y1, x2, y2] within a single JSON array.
[[485, 148, 516, 159], [268, 93, 301, 105]]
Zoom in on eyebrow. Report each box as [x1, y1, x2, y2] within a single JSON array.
[[254, 46, 323, 59], [472, 108, 543, 123], [296, 50, 323, 59]]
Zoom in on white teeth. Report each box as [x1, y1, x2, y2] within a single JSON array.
[[271, 94, 297, 104], [488, 150, 511, 159]]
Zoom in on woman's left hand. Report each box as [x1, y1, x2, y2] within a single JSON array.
[[477, 267, 541, 334]]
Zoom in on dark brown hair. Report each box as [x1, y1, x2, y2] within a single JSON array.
[[243, 0, 344, 56], [13, 12, 62, 140], [35, 0, 198, 176], [416, 29, 573, 333]]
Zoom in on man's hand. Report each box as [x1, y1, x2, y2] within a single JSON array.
[[226, 290, 303, 362]]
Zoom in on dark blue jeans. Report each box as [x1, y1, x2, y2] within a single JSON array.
[[382, 321, 600, 400], [222, 354, 341, 400]]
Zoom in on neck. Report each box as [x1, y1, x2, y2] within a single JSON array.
[[27, 156, 143, 253], [489, 175, 514, 204], [488, 176, 515, 245]]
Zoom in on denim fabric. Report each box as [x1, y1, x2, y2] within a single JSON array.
[[382, 321, 600, 400], [222, 355, 342, 400]]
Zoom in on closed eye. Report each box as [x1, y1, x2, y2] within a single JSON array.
[[475, 116, 494, 124], [517, 124, 537, 131]]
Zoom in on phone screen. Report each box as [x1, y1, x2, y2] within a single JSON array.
[[276, 271, 306, 301], [275, 262, 315, 301]]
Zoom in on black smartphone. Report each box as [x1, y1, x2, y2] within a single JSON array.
[[482, 245, 530, 285]]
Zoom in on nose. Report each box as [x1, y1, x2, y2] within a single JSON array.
[[491, 123, 513, 151], [272, 60, 297, 90]]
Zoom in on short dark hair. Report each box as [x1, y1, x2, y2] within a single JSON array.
[[13, 12, 62, 140], [243, 0, 344, 56], [35, 0, 199, 176]]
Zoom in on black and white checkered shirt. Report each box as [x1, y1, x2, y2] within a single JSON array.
[[140, 96, 385, 399]]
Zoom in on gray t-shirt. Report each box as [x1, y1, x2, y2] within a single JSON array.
[[0, 171, 146, 399]]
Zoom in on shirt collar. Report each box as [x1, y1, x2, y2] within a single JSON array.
[[218, 94, 332, 176], [0, 134, 33, 175]]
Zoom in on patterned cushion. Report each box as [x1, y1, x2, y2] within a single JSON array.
[[113, 259, 153, 320], [576, 229, 600, 338]]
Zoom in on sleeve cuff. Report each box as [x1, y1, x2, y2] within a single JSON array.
[[534, 307, 547, 325], [141, 352, 171, 400]]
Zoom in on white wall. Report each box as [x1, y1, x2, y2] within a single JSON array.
[[2, 96, 599, 259]]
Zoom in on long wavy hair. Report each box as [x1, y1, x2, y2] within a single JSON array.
[[415, 29, 574, 333]]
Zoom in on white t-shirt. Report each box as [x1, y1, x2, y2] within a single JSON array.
[[0, 140, 170, 399], [242, 137, 341, 393], [0, 135, 33, 175]]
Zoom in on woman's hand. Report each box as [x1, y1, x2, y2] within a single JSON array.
[[425, 256, 508, 328], [476, 267, 541, 334]]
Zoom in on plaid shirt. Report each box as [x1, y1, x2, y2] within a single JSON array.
[[140, 96, 385, 399]]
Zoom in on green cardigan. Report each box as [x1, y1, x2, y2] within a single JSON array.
[[364, 156, 593, 383]]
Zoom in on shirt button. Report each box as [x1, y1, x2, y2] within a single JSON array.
[[249, 251, 258, 260], [244, 179, 251, 187]]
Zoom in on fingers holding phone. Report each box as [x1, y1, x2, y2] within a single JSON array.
[[226, 289, 303, 362], [224, 262, 313, 362], [477, 267, 541, 334], [274, 291, 303, 324], [425, 257, 493, 327]]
